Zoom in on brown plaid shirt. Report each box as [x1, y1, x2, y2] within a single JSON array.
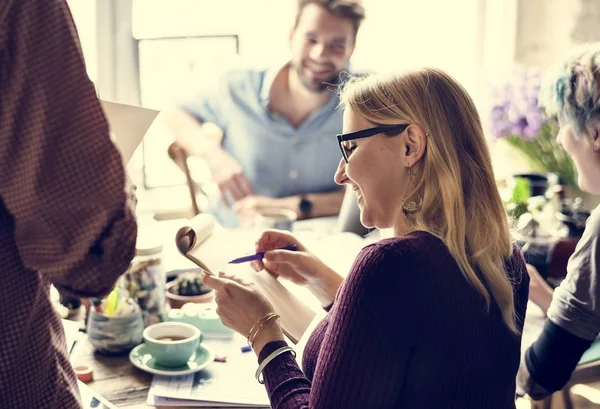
[[0, 1, 137, 407]]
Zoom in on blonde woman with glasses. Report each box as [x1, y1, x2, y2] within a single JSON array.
[[203, 68, 529, 408]]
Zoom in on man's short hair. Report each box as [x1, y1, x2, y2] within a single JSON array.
[[294, 0, 366, 38]]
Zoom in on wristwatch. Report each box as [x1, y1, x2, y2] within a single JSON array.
[[298, 195, 313, 218]]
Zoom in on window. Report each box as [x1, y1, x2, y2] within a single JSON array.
[[138, 35, 239, 188], [132, 0, 294, 192]]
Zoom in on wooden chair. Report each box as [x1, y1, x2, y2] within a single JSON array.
[[167, 141, 202, 216]]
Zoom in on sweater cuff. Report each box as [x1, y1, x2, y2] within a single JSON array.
[[258, 340, 289, 364], [525, 319, 593, 393]]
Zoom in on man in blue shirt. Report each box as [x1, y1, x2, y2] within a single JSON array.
[[163, 0, 365, 226]]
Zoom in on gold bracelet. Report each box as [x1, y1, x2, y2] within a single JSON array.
[[247, 313, 278, 345], [249, 314, 280, 348], [247, 313, 277, 344]]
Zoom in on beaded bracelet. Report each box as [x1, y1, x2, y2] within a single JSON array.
[[248, 314, 280, 348], [247, 312, 278, 345], [255, 346, 296, 384]]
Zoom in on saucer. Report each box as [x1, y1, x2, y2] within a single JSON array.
[[129, 343, 215, 376]]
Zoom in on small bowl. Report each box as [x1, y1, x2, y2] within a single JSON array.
[[165, 281, 215, 309]]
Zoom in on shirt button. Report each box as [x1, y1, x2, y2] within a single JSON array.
[[291, 135, 299, 145], [289, 170, 298, 179]]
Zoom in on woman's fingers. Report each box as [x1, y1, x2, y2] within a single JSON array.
[[254, 230, 302, 253], [202, 272, 228, 290], [218, 271, 251, 286]]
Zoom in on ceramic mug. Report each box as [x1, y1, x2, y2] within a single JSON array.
[[255, 208, 297, 231], [143, 322, 201, 367], [87, 308, 144, 354]]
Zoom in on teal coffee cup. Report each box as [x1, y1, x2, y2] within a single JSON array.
[[142, 322, 201, 367]]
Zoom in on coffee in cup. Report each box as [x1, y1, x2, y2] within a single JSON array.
[[143, 322, 201, 367]]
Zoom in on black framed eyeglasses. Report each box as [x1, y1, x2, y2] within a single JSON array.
[[336, 124, 409, 163]]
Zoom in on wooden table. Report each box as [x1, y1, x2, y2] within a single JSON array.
[[67, 216, 358, 408], [70, 334, 272, 409], [70, 336, 156, 408]]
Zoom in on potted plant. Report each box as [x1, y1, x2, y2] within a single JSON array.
[[166, 271, 215, 309]]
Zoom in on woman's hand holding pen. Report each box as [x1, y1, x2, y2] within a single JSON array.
[[250, 229, 343, 307]]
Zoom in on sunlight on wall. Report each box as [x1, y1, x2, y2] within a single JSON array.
[[67, 0, 97, 82], [133, 0, 485, 95], [132, 0, 294, 62], [354, 0, 482, 96]]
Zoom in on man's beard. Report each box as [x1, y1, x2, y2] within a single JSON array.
[[291, 60, 342, 93]]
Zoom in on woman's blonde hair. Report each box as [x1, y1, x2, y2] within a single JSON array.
[[340, 68, 517, 333]]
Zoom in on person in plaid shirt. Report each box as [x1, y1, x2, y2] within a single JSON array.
[[0, 0, 138, 407]]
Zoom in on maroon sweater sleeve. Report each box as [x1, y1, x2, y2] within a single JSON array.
[[259, 243, 420, 408]]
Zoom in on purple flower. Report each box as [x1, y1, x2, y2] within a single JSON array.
[[489, 65, 548, 141]]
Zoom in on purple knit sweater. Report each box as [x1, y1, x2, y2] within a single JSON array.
[[258, 231, 529, 408]]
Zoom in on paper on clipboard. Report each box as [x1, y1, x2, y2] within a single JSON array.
[[100, 100, 159, 163]]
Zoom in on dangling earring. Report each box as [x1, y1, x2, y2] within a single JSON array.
[[594, 145, 599, 153], [402, 167, 423, 219]]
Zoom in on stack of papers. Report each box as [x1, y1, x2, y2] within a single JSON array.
[[147, 336, 270, 407]]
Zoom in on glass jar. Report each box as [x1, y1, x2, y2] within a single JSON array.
[[87, 307, 144, 353], [121, 232, 166, 327]]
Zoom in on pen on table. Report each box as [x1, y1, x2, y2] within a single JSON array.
[[228, 244, 298, 264]]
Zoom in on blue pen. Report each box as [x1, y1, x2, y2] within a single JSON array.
[[228, 244, 298, 264]]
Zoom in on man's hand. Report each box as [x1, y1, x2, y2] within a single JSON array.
[[204, 147, 253, 206]]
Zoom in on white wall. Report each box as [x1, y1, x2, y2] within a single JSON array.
[[354, 0, 484, 97], [515, 0, 582, 69], [66, 0, 97, 82]]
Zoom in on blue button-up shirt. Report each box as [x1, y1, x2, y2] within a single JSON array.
[[180, 61, 345, 226]]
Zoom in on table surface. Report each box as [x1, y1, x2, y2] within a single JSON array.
[[70, 301, 547, 409], [70, 217, 547, 408], [68, 217, 346, 408], [71, 335, 275, 409], [71, 337, 156, 409]]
